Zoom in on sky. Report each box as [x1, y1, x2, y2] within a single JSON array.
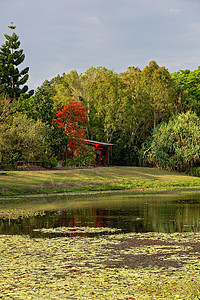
[[0, 0, 200, 90]]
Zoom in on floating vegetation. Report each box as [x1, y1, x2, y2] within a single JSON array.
[[0, 232, 200, 299], [33, 226, 122, 235], [0, 209, 45, 220]]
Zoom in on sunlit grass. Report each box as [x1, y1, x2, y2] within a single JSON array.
[[1, 167, 200, 196]]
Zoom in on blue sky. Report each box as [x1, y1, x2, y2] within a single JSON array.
[[0, 0, 200, 90]]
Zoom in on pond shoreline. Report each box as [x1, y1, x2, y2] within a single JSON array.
[[2, 187, 200, 203]]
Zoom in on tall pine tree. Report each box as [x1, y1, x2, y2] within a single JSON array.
[[0, 23, 33, 100]]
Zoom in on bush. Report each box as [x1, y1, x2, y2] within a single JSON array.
[[66, 145, 95, 167], [140, 111, 200, 173], [0, 113, 50, 168], [186, 167, 200, 177], [41, 155, 58, 168], [0, 162, 14, 171], [49, 157, 58, 168]]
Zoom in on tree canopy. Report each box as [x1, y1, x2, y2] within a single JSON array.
[[0, 24, 33, 100], [54, 100, 87, 149], [142, 111, 200, 172], [27, 62, 180, 166], [172, 67, 200, 115], [1, 23, 200, 173], [0, 113, 49, 168]]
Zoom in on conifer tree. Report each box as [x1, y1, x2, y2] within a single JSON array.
[[0, 23, 33, 100]]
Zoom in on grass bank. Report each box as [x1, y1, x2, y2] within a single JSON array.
[[1, 167, 200, 198]]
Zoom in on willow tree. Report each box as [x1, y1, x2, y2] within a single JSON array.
[[0, 23, 33, 100], [142, 111, 200, 172]]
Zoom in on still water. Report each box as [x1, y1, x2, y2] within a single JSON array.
[[1, 193, 200, 237]]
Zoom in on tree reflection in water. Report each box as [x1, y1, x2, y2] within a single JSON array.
[[1, 193, 200, 237]]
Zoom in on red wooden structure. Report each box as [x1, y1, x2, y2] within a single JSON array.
[[84, 139, 115, 167]]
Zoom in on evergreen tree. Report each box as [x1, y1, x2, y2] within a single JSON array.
[[0, 23, 33, 100]]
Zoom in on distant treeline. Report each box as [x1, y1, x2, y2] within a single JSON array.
[[1, 26, 200, 172], [27, 62, 200, 168]]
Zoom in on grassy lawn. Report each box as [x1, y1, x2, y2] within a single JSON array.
[[1, 166, 200, 197]]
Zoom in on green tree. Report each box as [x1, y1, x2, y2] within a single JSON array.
[[0, 113, 49, 168], [34, 62, 177, 166], [115, 62, 176, 165], [28, 87, 55, 124], [0, 24, 33, 100], [141, 111, 200, 172], [53, 70, 83, 111], [116, 66, 149, 165], [27, 87, 68, 157], [171, 67, 200, 115], [141, 61, 176, 129], [81, 66, 124, 143]]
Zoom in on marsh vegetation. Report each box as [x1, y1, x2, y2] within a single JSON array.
[[1, 168, 200, 298]]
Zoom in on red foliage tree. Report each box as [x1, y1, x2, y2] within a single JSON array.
[[53, 101, 87, 157], [0, 96, 11, 123]]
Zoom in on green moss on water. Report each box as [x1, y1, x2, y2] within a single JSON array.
[[0, 232, 200, 299]]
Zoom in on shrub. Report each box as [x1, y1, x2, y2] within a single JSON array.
[[141, 111, 200, 173], [0, 113, 50, 168], [41, 155, 58, 168], [66, 145, 95, 167], [49, 157, 58, 168]]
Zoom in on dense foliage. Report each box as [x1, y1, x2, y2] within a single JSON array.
[[0, 113, 49, 169], [0, 96, 11, 123], [40, 63, 177, 166], [1, 25, 200, 172], [172, 68, 200, 115], [53, 101, 87, 160], [54, 101, 87, 146], [141, 111, 200, 174]]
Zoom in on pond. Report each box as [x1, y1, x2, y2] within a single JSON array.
[[1, 193, 200, 237]]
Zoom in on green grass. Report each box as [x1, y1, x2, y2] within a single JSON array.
[[1, 166, 200, 197]]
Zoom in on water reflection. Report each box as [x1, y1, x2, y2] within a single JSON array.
[[1, 193, 200, 236]]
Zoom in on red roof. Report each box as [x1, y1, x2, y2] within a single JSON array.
[[84, 139, 115, 147]]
